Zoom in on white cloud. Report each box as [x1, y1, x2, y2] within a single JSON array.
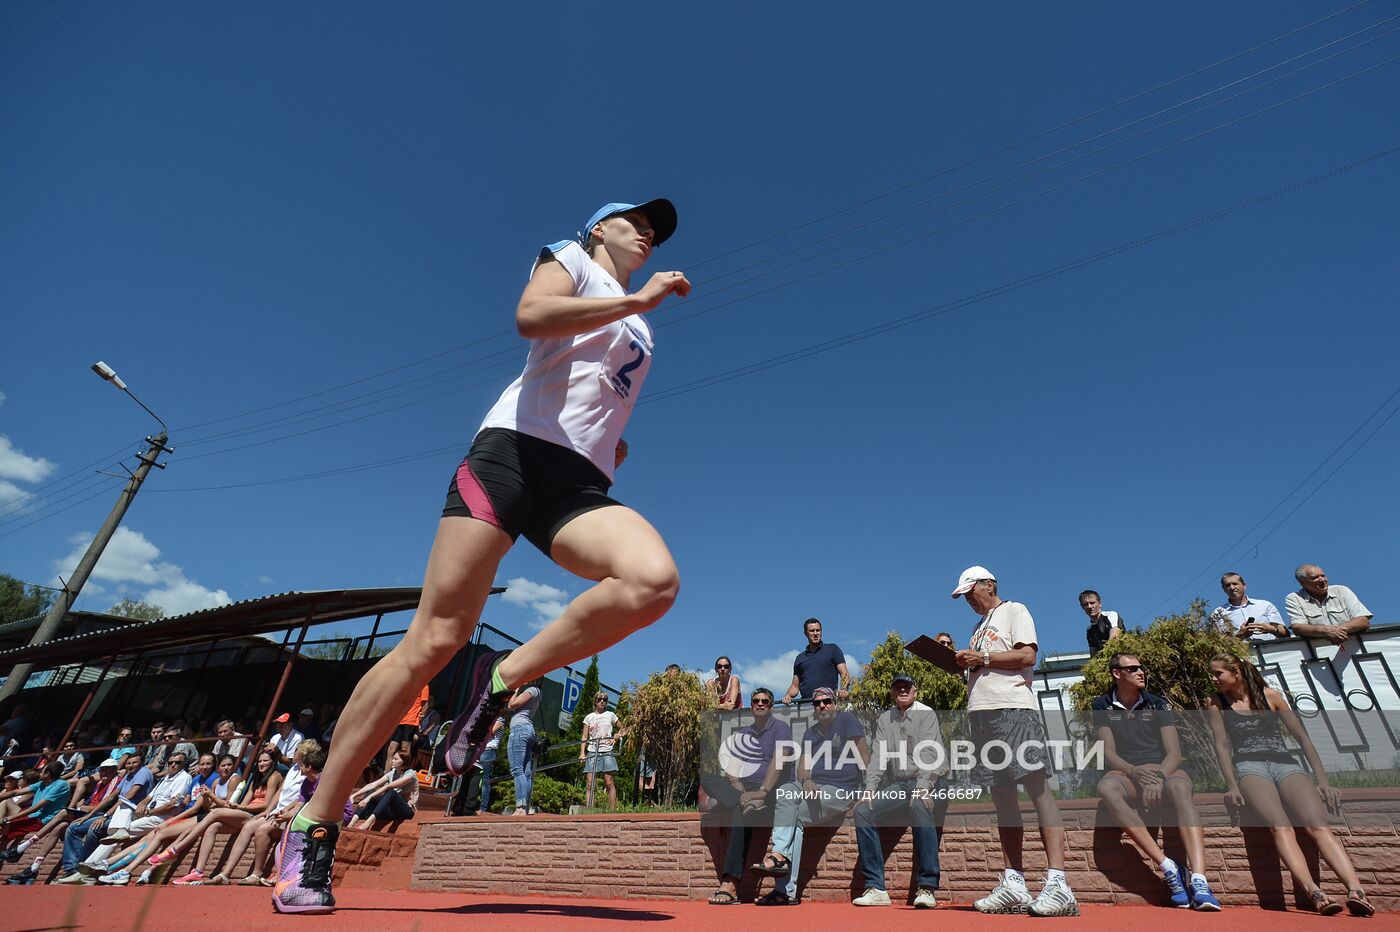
[[52, 526, 230, 616], [0, 390, 7, 406], [257, 575, 274, 585], [739, 650, 799, 696], [0, 435, 55, 483], [143, 577, 233, 616], [501, 577, 570, 630], [738, 649, 864, 697]]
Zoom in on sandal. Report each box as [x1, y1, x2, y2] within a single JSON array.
[[1311, 888, 1343, 916], [1346, 889, 1375, 918], [707, 889, 739, 905], [756, 889, 796, 906], [752, 853, 791, 875], [237, 873, 264, 886]]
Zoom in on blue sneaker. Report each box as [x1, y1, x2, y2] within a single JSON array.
[[1163, 864, 1189, 908], [1190, 875, 1222, 911]]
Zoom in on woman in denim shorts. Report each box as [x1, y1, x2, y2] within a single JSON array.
[[1207, 652, 1371, 916]]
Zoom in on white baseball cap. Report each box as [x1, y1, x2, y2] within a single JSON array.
[[951, 566, 996, 598], [5, 770, 21, 780], [98, 758, 120, 769]]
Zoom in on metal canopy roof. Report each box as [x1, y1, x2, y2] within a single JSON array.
[[0, 587, 436, 670]]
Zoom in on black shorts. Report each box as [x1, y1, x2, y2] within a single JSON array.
[[391, 724, 418, 744], [443, 428, 621, 555]]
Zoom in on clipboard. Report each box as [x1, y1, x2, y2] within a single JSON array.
[[905, 635, 963, 676]]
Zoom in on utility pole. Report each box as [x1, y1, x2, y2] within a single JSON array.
[[0, 363, 172, 705]]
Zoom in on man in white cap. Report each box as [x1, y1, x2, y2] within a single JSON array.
[[267, 713, 305, 769], [950, 566, 1077, 917]]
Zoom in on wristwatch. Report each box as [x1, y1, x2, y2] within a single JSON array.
[[981, 648, 991, 668]]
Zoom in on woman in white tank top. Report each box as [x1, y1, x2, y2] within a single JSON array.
[[282, 199, 691, 913]]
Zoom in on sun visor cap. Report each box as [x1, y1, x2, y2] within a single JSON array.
[[584, 198, 677, 247]]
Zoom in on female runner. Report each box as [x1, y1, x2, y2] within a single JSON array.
[[274, 199, 688, 914]]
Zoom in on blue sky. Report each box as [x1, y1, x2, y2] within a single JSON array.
[[2, 2, 1397, 698]]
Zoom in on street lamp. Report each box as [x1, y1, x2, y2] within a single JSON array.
[[0, 363, 174, 704], [92, 360, 168, 433]]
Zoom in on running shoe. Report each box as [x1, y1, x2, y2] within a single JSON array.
[[1028, 879, 1080, 917], [135, 869, 152, 885], [1190, 876, 1222, 911], [271, 819, 339, 914], [913, 887, 937, 909], [5, 867, 36, 885], [97, 869, 131, 885], [148, 846, 178, 867], [444, 649, 511, 775], [974, 882, 1033, 914], [172, 869, 204, 885], [1163, 863, 1189, 908], [55, 871, 93, 885], [1, 846, 18, 863]]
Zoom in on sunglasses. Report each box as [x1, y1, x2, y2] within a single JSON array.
[[715, 664, 731, 670], [751, 699, 772, 707], [813, 698, 836, 707], [1112, 664, 1144, 673]]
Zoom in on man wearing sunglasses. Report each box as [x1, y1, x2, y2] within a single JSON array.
[[701, 687, 791, 905], [754, 686, 867, 906], [1091, 653, 1220, 911]]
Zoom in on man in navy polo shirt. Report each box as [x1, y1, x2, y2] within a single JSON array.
[[1091, 652, 1220, 911], [781, 618, 850, 704]]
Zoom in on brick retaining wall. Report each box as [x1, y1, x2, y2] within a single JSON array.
[[413, 792, 1400, 911]]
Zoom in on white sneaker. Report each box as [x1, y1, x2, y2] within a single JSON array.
[[975, 882, 1032, 914], [914, 887, 937, 909], [1028, 879, 1080, 917], [853, 887, 892, 906], [76, 859, 109, 877]]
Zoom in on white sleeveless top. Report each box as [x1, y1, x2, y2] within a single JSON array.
[[478, 241, 654, 482]]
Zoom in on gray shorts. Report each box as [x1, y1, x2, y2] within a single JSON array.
[[1235, 757, 1306, 785], [968, 707, 1055, 786]]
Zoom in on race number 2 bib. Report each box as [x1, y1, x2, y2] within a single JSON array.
[[599, 319, 653, 408]]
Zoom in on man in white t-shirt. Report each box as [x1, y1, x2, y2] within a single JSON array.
[[1080, 589, 1122, 657], [267, 713, 305, 769], [579, 694, 625, 810], [74, 752, 192, 878], [952, 566, 1076, 918]]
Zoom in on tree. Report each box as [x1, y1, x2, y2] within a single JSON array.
[[1068, 599, 1247, 789], [850, 630, 968, 713], [1068, 599, 1243, 712], [624, 668, 707, 808], [0, 574, 55, 625], [565, 655, 602, 741], [106, 598, 164, 621]]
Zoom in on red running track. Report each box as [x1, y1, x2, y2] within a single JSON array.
[[5, 887, 1391, 931]]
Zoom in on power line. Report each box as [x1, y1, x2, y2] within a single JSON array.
[[661, 51, 1400, 331], [0, 480, 125, 541], [1144, 383, 1400, 618], [694, 13, 1400, 290], [643, 146, 1397, 404], [145, 3, 1379, 443], [113, 146, 1400, 498], [150, 40, 1400, 460], [683, 0, 1378, 271]]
